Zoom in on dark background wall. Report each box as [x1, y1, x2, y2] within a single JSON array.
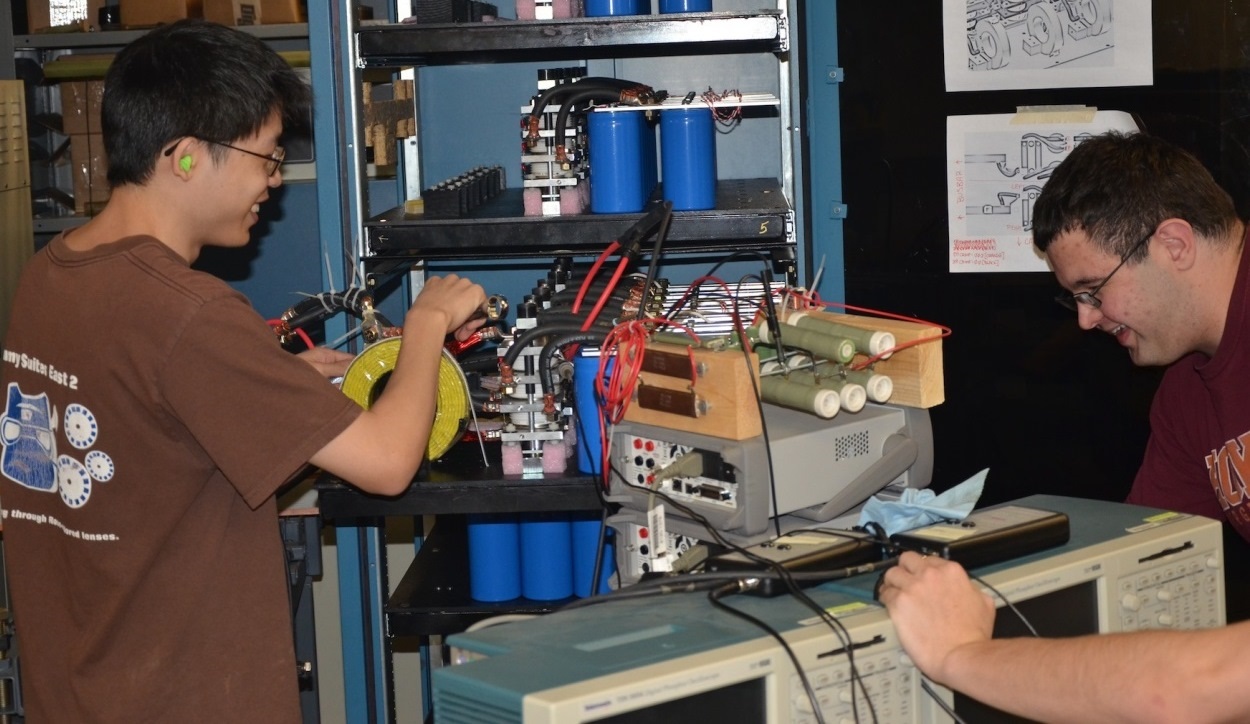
[[836, 1, 1250, 616]]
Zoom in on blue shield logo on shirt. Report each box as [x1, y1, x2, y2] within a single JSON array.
[[0, 383, 58, 492]]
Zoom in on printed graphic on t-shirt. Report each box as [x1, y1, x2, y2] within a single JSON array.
[[1206, 432, 1250, 532], [1, 382, 115, 510], [0, 383, 57, 492]]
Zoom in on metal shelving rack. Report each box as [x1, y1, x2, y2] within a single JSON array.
[[351, 9, 799, 277], [308, 5, 801, 723]]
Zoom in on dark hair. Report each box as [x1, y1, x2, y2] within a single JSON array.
[[1032, 131, 1240, 259], [101, 19, 311, 187]]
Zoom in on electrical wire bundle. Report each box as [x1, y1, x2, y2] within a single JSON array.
[[267, 287, 395, 350], [523, 76, 665, 166]]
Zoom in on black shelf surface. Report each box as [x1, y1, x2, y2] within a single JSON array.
[[364, 177, 792, 264], [387, 515, 580, 637], [316, 442, 602, 520], [355, 10, 785, 67]]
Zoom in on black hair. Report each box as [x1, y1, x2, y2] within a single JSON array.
[[101, 19, 311, 187], [1032, 131, 1240, 260]]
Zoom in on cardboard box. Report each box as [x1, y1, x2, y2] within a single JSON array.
[[25, 0, 106, 33], [118, 0, 202, 28], [69, 133, 110, 213], [60, 80, 105, 137], [260, 0, 303, 23], [203, 0, 259, 25]]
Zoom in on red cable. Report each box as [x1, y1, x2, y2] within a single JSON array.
[[267, 319, 316, 351], [581, 254, 631, 331], [572, 240, 620, 314]]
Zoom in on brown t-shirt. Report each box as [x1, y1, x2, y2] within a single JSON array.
[[0, 234, 361, 721]]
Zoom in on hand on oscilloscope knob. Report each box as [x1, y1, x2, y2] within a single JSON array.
[[875, 551, 996, 685]]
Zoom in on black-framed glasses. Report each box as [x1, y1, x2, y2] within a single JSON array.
[[1054, 232, 1153, 312], [162, 138, 286, 176]]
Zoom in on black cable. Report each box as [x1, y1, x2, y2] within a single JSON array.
[[969, 572, 1040, 637], [596, 339, 887, 721], [528, 77, 642, 120], [563, 281, 885, 721], [921, 679, 970, 724], [538, 331, 607, 396], [730, 274, 784, 540], [708, 583, 829, 724], [602, 459, 883, 722], [553, 87, 632, 160], [638, 201, 674, 317], [537, 307, 629, 328], [587, 503, 611, 600], [503, 323, 608, 368]]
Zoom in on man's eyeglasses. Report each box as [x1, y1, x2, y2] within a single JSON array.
[[162, 138, 286, 176], [1054, 232, 1153, 312]]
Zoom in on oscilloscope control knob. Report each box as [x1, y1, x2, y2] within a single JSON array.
[[1120, 593, 1142, 611], [793, 695, 815, 714], [1156, 588, 1173, 602], [838, 689, 854, 704], [1157, 613, 1174, 627]]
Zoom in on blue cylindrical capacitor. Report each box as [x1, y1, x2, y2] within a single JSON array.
[[589, 109, 651, 213], [586, 0, 651, 16], [573, 350, 615, 475], [571, 513, 616, 597], [466, 513, 521, 602], [519, 511, 574, 601], [659, 0, 710, 11], [661, 106, 717, 211]]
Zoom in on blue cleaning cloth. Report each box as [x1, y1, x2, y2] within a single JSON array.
[[858, 468, 989, 537]]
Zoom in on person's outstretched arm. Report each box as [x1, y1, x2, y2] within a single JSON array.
[[310, 274, 486, 495], [878, 551, 1250, 724]]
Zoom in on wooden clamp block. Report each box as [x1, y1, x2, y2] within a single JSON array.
[[622, 341, 762, 440], [800, 310, 945, 409], [361, 79, 416, 166]]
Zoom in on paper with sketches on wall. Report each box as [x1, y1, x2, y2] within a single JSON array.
[[944, 0, 1153, 92], [947, 109, 1140, 273]]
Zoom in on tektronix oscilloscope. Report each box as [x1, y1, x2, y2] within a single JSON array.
[[433, 495, 1224, 723]]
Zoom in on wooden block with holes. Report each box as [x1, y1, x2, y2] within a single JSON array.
[[800, 310, 945, 408], [622, 341, 762, 440], [361, 79, 416, 167]]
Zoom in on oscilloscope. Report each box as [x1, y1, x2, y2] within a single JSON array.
[[433, 495, 1224, 723]]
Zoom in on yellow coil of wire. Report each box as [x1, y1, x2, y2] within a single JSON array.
[[340, 338, 470, 461]]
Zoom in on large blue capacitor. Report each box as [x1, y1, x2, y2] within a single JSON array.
[[466, 513, 521, 602], [588, 109, 655, 213], [661, 106, 717, 211], [585, 0, 651, 16], [571, 513, 616, 597], [519, 512, 574, 601]]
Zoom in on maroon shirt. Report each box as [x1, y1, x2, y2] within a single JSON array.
[[0, 234, 360, 721], [1129, 234, 1250, 538]]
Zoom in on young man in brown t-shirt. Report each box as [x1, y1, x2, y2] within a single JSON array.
[[0, 19, 485, 721]]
